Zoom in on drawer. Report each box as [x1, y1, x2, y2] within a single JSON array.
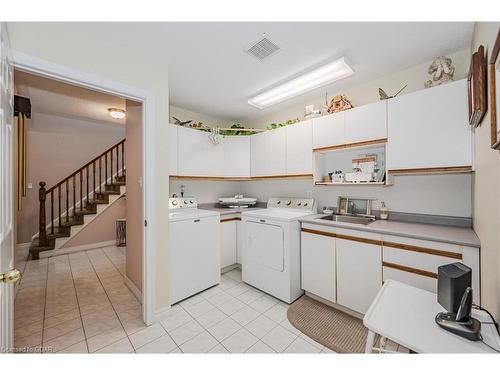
[[383, 246, 460, 274], [383, 266, 437, 293]]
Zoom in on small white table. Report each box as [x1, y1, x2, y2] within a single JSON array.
[[363, 280, 500, 353]]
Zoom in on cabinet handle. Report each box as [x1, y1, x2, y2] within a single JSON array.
[[259, 219, 266, 223], [194, 219, 200, 223]]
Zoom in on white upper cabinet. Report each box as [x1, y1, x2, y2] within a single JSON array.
[[344, 101, 387, 144], [169, 124, 178, 175], [286, 120, 312, 175], [206, 140, 225, 177], [177, 125, 208, 176], [224, 136, 250, 177], [387, 79, 472, 171], [312, 111, 345, 149], [251, 127, 286, 176]]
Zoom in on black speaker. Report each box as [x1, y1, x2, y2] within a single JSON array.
[[437, 262, 471, 313]]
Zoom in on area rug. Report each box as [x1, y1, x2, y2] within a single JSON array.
[[287, 295, 378, 353]]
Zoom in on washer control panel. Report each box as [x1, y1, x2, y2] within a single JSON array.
[[267, 197, 315, 211], [169, 198, 198, 209]]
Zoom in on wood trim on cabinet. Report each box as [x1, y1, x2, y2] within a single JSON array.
[[301, 228, 382, 246], [301, 228, 336, 238], [250, 174, 313, 180], [387, 166, 472, 175], [220, 217, 241, 223], [313, 138, 387, 153], [383, 241, 462, 260], [169, 174, 312, 181], [383, 261, 438, 279]]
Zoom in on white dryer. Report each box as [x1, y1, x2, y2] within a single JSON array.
[[241, 197, 316, 303], [169, 198, 220, 305]]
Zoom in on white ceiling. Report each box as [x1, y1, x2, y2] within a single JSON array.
[[77, 22, 473, 122], [14, 70, 127, 126]]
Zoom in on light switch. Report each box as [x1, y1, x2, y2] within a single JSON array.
[[27, 182, 33, 189]]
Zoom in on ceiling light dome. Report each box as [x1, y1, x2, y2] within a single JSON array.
[[108, 108, 126, 120]]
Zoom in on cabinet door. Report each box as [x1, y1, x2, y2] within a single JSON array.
[[177, 126, 207, 176], [169, 124, 178, 175], [336, 238, 382, 314], [265, 127, 287, 176], [236, 220, 243, 264], [224, 136, 250, 177], [301, 232, 336, 302], [387, 79, 472, 170], [250, 132, 267, 176], [220, 220, 237, 268], [312, 112, 345, 149], [206, 140, 225, 177], [344, 101, 387, 144], [286, 120, 312, 175]]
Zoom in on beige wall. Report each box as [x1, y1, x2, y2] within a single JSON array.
[[17, 111, 124, 244], [125, 100, 143, 292], [7, 22, 170, 311], [471, 22, 500, 320], [247, 49, 471, 128], [61, 197, 125, 248]]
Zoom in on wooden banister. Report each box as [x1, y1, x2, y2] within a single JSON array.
[[37, 139, 126, 240]]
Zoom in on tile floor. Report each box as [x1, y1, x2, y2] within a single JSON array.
[[14, 246, 407, 354]]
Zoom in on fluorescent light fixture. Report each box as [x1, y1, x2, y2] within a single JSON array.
[[248, 57, 354, 109], [108, 108, 126, 120]]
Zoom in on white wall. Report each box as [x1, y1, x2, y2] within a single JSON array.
[[247, 49, 471, 128], [7, 22, 170, 312], [170, 180, 242, 203], [470, 22, 500, 320], [170, 105, 235, 128]]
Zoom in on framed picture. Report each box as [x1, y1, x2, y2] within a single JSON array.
[[489, 28, 500, 149], [468, 45, 487, 128]]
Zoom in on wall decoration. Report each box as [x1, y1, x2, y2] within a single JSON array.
[[171, 116, 193, 126], [468, 45, 487, 128], [267, 118, 299, 130], [324, 94, 353, 114], [378, 84, 407, 100], [489, 28, 500, 149], [304, 104, 321, 119], [424, 56, 455, 88]]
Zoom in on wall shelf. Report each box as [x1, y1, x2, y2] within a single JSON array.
[[314, 181, 386, 186]]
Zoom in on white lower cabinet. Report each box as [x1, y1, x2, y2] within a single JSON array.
[[335, 238, 382, 314], [220, 220, 237, 269], [301, 232, 336, 302], [236, 220, 243, 264]]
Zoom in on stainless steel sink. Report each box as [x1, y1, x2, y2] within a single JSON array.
[[318, 214, 376, 225]]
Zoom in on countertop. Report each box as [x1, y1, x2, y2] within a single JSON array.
[[300, 214, 480, 248]]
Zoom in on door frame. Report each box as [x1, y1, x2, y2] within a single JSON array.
[[11, 50, 157, 325]]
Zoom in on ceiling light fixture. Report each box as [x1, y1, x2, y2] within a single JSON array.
[[248, 57, 354, 109], [108, 108, 126, 120]]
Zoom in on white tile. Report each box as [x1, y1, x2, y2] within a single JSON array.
[[221, 328, 258, 353], [245, 314, 278, 339], [129, 323, 166, 349], [200, 285, 223, 299], [207, 317, 241, 341], [321, 346, 336, 353], [96, 338, 134, 353], [226, 283, 249, 297], [218, 298, 245, 315], [169, 320, 205, 345], [86, 326, 127, 353], [159, 306, 193, 332], [178, 293, 204, 307], [183, 299, 215, 318], [236, 288, 264, 305], [122, 317, 149, 335], [57, 340, 88, 353], [218, 278, 239, 291], [230, 305, 260, 326], [208, 344, 229, 353], [224, 269, 242, 282], [284, 337, 322, 353], [280, 319, 302, 336], [196, 308, 227, 329], [205, 291, 233, 307], [299, 333, 324, 350], [179, 331, 219, 353], [263, 303, 289, 323], [169, 347, 182, 353], [136, 334, 177, 353], [261, 325, 298, 353], [246, 340, 276, 353]]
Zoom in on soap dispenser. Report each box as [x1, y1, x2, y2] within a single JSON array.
[[380, 202, 389, 220]]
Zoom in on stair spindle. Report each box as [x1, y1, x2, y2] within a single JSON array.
[[38, 182, 48, 247], [121, 142, 124, 177], [105, 152, 108, 187], [86, 166, 89, 208], [93, 161, 96, 197], [80, 172, 83, 212], [58, 185, 61, 228], [50, 190, 54, 235], [66, 180, 69, 223], [73, 175, 76, 218], [116, 146, 119, 180], [99, 157, 102, 194], [111, 148, 114, 183]]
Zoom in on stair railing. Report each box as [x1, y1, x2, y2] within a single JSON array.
[[37, 139, 126, 246]]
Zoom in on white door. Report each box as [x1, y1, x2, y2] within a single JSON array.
[[301, 232, 336, 302], [168, 124, 178, 175], [245, 220, 284, 271], [312, 112, 345, 149], [336, 238, 382, 314], [344, 101, 387, 144], [387, 79, 472, 170], [220, 220, 237, 268], [0, 22, 16, 352], [177, 126, 208, 176], [286, 120, 312, 175], [223, 136, 250, 177]]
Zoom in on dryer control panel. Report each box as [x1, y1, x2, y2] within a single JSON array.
[[169, 198, 198, 209], [267, 197, 316, 211]]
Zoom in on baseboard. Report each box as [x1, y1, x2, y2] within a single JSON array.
[[16, 242, 31, 252], [124, 275, 143, 302], [40, 240, 116, 258]]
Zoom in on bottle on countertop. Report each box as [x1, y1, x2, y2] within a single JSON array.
[[379, 201, 389, 220]]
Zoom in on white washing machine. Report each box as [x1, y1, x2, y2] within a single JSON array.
[[241, 197, 316, 303], [169, 198, 220, 305]]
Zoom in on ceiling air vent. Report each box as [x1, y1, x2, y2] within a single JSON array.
[[246, 36, 280, 60]]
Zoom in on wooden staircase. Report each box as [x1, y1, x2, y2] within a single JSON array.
[[30, 139, 126, 260]]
